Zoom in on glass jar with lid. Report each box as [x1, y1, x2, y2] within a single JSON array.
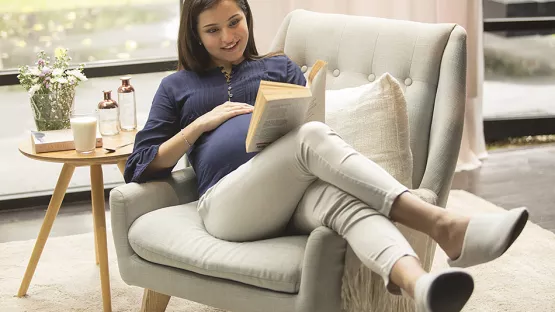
[[117, 76, 137, 131], [97, 90, 120, 136]]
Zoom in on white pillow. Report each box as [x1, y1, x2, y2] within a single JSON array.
[[325, 73, 413, 188]]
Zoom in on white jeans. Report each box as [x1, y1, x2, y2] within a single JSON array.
[[198, 121, 418, 293]]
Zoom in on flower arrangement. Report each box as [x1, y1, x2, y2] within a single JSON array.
[[17, 48, 88, 131]]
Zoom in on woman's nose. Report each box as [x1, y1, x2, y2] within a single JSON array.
[[221, 28, 234, 44]]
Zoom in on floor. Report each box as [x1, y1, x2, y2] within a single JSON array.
[[1, 143, 554, 244], [452, 143, 555, 232]]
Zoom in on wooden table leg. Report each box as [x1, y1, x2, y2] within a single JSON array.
[[91, 165, 112, 312], [17, 163, 75, 297], [93, 199, 100, 265], [116, 160, 126, 175]]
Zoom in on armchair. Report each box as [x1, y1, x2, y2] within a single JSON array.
[[110, 9, 466, 312]]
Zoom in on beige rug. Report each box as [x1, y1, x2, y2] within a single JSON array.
[[1, 190, 554, 312]]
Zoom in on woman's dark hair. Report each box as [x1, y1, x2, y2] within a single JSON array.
[[178, 0, 279, 72]]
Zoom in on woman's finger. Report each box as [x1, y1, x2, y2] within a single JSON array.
[[231, 103, 251, 110], [231, 105, 252, 111], [227, 102, 251, 107], [229, 108, 252, 117]]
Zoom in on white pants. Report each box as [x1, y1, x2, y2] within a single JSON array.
[[198, 121, 418, 293]]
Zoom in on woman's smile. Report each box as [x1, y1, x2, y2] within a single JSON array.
[[222, 40, 240, 52]]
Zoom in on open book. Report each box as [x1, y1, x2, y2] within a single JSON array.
[[245, 60, 327, 153]]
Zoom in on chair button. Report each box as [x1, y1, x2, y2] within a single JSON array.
[[405, 78, 413, 86], [301, 65, 308, 73], [368, 74, 376, 82], [333, 69, 340, 77]]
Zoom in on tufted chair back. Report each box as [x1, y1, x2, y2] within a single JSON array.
[[270, 9, 466, 207]]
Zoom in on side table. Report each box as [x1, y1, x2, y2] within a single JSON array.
[[16, 130, 137, 312]]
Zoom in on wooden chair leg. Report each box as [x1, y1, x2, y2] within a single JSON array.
[[140, 289, 171, 312]]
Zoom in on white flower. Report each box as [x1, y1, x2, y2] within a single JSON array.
[[53, 77, 68, 84], [52, 68, 64, 77], [67, 69, 87, 81], [30, 67, 41, 76], [28, 84, 41, 97]]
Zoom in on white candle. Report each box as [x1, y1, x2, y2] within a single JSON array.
[[70, 116, 98, 153]]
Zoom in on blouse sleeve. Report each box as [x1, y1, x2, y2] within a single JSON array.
[[123, 81, 181, 183], [285, 56, 307, 87]]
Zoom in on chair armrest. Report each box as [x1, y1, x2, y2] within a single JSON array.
[[297, 226, 347, 312], [109, 167, 199, 259], [419, 25, 467, 207]]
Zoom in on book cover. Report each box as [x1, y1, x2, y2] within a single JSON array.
[[31, 129, 103, 153]]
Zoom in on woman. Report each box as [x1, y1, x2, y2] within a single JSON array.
[[124, 0, 529, 311]]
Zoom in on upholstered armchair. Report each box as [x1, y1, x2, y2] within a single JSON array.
[[110, 9, 466, 312]]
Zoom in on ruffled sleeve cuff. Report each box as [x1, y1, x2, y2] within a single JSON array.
[[124, 144, 173, 183]]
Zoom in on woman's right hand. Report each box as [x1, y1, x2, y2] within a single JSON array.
[[194, 101, 254, 133]]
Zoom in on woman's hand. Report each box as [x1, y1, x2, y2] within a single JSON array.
[[194, 101, 253, 133]]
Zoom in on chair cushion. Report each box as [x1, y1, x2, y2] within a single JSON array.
[[325, 73, 413, 188], [128, 201, 307, 293]]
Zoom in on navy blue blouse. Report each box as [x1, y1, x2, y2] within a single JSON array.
[[124, 55, 307, 196]]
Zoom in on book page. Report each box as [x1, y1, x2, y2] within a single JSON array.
[[247, 97, 309, 152], [245, 60, 327, 153]]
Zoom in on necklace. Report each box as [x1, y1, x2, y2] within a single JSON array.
[[221, 68, 233, 101]]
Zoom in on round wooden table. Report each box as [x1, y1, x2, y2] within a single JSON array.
[[17, 130, 137, 312]]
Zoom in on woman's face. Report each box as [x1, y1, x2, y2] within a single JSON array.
[[197, 0, 249, 67]]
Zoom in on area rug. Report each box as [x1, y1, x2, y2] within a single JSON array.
[[0, 190, 554, 311]]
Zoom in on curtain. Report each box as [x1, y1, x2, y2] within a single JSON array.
[[250, 0, 487, 171]]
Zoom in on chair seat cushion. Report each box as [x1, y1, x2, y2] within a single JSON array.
[[128, 201, 307, 293]]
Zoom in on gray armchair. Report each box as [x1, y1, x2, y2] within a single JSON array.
[[110, 9, 466, 312]]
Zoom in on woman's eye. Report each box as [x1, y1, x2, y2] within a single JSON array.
[[229, 19, 240, 27], [207, 28, 218, 34]]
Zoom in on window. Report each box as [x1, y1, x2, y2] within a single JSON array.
[[483, 0, 555, 120], [0, 0, 180, 72], [0, 1, 182, 201]]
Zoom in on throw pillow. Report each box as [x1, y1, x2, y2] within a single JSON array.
[[325, 73, 413, 188]]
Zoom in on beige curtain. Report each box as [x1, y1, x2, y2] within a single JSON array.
[[250, 0, 487, 171]]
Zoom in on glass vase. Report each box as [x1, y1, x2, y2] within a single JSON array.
[[29, 87, 76, 131]]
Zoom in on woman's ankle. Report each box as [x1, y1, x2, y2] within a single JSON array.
[[389, 256, 426, 298], [434, 213, 470, 260]]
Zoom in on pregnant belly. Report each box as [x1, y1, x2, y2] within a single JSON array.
[[199, 113, 256, 171]]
